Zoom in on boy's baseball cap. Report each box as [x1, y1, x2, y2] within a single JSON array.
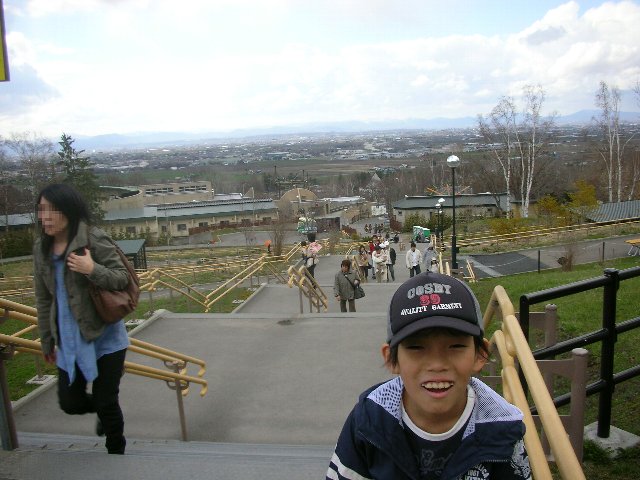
[[387, 272, 484, 347]]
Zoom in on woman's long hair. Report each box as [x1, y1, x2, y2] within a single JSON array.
[[37, 183, 91, 255]]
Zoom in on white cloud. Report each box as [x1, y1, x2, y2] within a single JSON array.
[[1, 1, 640, 136]]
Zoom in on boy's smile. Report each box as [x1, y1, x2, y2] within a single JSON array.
[[383, 330, 487, 434]]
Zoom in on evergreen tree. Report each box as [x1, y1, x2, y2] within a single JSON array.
[[58, 133, 104, 222]]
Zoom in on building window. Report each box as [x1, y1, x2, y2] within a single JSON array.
[[179, 185, 207, 193], [126, 226, 136, 234], [262, 217, 272, 224], [161, 225, 168, 233], [177, 224, 187, 231], [240, 219, 251, 226], [219, 220, 230, 227], [145, 187, 172, 195], [198, 222, 208, 227], [397, 210, 403, 216]]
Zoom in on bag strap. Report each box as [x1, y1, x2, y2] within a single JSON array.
[[344, 274, 358, 290]]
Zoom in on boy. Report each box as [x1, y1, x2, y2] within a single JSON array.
[[327, 272, 531, 479]]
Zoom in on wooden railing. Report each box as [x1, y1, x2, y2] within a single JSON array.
[[458, 218, 640, 248], [482, 286, 585, 480], [286, 265, 328, 313]]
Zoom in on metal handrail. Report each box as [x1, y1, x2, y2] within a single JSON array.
[[0, 297, 210, 448], [0, 334, 208, 397], [286, 265, 328, 313], [483, 286, 585, 480]]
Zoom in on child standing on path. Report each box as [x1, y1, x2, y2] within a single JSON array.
[[327, 272, 531, 480]]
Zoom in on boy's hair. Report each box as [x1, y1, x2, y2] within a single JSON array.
[[410, 241, 416, 248], [385, 327, 489, 367], [341, 259, 351, 268], [386, 271, 484, 347]]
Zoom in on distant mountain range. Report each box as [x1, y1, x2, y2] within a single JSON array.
[[74, 110, 639, 151]]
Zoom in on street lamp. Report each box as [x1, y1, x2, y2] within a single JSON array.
[[446, 155, 460, 270], [438, 197, 445, 243], [434, 201, 442, 244]]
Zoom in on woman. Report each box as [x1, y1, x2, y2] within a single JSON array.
[[333, 259, 360, 312], [355, 245, 370, 282], [33, 183, 130, 455], [371, 245, 388, 283]]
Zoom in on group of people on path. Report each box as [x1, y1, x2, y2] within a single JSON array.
[[363, 223, 386, 235], [352, 234, 397, 284], [331, 235, 442, 313], [406, 241, 439, 277]]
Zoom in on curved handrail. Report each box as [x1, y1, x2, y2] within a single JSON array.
[[286, 264, 328, 311], [483, 286, 585, 480], [0, 298, 208, 397]]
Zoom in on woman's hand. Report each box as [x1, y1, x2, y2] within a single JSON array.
[[44, 351, 57, 365], [67, 247, 95, 275]]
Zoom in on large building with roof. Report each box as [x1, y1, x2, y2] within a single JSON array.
[[392, 193, 510, 224], [103, 198, 279, 243], [583, 200, 640, 223], [100, 181, 279, 243]]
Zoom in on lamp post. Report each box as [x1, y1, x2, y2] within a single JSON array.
[[434, 202, 441, 245], [446, 155, 460, 270], [438, 197, 445, 243]]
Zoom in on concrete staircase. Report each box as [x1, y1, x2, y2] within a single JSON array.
[[2, 432, 331, 480], [4, 256, 405, 479]]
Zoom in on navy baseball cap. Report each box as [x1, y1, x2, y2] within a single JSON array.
[[387, 272, 484, 347]]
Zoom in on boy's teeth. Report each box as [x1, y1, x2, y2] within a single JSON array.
[[422, 381, 453, 390]]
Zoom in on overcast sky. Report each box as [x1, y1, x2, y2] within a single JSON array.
[[1, 0, 639, 138]]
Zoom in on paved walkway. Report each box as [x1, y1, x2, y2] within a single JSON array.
[[4, 254, 406, 479], [2, 233, 638, 479]]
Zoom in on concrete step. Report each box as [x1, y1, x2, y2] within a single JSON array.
[[1, 432, 331, 480]]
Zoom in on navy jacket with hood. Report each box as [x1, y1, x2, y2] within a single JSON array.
[[327, 377, 532, 480]]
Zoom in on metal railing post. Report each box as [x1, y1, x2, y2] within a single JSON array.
[[0, 346, 18, 451], [518, 296, 531, 396], [597, 268, 619, 438], [171, 362, 188, 441]]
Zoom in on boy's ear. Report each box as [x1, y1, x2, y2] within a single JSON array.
[[381, 343, 399, 374], [473, 338, 491, 373]]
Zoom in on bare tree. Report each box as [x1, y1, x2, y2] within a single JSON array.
[[594, 81, 621, 202], [593, 81, 637, 202], [516, 85, 555, 218], [267, 217, 288, 256], [0, 142, 14, 231], [477, 85, 556, 218], [3, 132, 55, 219], [477, 96, 517, 215], [630, 81, 640, 200]]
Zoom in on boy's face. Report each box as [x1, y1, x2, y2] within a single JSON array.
[[382, 330, 487, 434]]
